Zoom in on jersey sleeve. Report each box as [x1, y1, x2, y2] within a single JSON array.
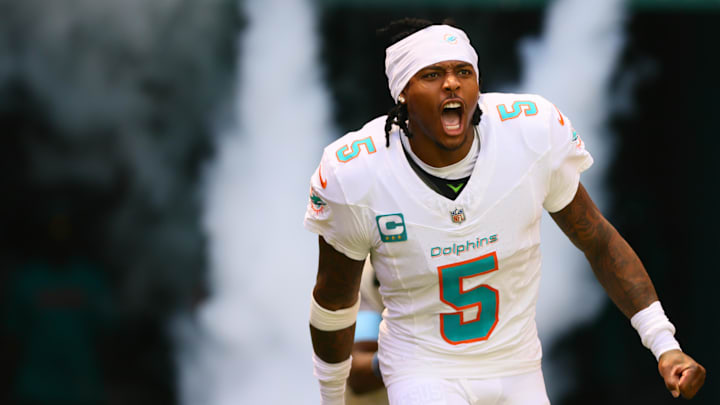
[[303, 150, 373, 262], [542, 104, 594, 213]]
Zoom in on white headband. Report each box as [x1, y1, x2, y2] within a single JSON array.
[[385, 25, 479, 102]]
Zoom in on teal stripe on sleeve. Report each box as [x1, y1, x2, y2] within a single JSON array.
[[354, 310, 382, 342]]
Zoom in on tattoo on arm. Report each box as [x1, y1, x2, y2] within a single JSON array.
[[550, 184, 658, 318]]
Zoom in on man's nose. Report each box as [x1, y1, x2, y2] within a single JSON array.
[[443, 74, 460, 92]]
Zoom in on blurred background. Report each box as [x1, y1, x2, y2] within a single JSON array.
[[1, 0, 718, 404]]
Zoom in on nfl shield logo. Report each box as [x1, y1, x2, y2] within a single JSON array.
[[450, 208, 465, 224]]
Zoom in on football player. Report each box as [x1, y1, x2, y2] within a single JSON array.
[[305, 18, 705, 404]]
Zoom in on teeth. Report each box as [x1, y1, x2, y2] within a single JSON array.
[[444, 102, 462, 109]]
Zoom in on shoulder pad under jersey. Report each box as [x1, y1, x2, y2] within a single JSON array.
[[481, 92, 561, 155], [311, 116, 389, 206]]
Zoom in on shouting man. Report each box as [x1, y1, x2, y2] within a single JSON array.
[[304, 18, 705, 405]]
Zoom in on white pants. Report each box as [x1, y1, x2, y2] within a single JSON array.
[[386, 370, 550, 405]]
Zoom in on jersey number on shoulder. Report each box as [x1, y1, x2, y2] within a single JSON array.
[[336, 137, 376, 163], [497, 101, 538, 121], [437, 252, 499, 345]]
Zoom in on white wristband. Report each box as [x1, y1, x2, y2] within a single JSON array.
[[630, 301, 681, 360], [310, 293, 360, 331], [313, 354, 351, 405]]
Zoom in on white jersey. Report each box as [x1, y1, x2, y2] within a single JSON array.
[[358, 259, 384, 315], [304, 93, 593, 386]]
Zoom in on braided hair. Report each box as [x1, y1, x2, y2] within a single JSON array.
[[378, 18, 483, 147]]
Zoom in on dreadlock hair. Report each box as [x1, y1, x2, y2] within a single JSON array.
[[378, 18, 483, 147]]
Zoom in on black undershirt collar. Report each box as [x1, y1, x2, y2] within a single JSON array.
[[401, 144, 470, 201]]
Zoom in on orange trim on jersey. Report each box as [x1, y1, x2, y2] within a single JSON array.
[[318, 164, 327, 189], [553, 104, 565, 126]]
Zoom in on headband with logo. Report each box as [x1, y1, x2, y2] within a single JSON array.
[[385, 24, 479, 103]]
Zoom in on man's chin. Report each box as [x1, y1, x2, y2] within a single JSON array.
[[435, 130, 472, 151], [435, 137, 467, 152]]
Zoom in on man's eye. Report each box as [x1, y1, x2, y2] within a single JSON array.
[[423, 72, 439, 79], [458, 69, 472, 76]]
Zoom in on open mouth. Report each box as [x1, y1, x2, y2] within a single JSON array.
[[441, 101, 464, 132]]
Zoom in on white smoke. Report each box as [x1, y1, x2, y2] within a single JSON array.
[[178, 0, 333, 403], [510, 0, 627, 399]]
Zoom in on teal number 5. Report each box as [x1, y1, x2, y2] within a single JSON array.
[[437, 252, 499, 345], [335, 136, 376, 163]]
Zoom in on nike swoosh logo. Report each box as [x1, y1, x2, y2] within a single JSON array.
[[447, 183, 464, 193], [554, 104, 565, 126], [318, 164, 327, 189]]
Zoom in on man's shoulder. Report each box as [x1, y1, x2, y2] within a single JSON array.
[[480, 92, 558, 132], [480, 92, 558, 156], [325, 115, 387, 153], [480, 92, 554, 115], [315, 115, 390, 203], [321, 115, 388, 170]]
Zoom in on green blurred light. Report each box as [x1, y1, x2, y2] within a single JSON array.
[[319, 0, 720, 10], [318, 0, 545, 8], [634, 0, 720, 9]]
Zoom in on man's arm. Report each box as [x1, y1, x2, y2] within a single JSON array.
[[311, 235, 365, 361], [550, 183, 656, 317], [347, 259, 385, 395], [310, 235, 365, 403], [550, 183, 705, 399], [348, 340, 384, 394]]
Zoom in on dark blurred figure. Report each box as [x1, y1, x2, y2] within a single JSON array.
[[1, 191, 114, 405]]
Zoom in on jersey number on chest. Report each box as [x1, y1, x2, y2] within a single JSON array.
[[437, 252, 499, 345]]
